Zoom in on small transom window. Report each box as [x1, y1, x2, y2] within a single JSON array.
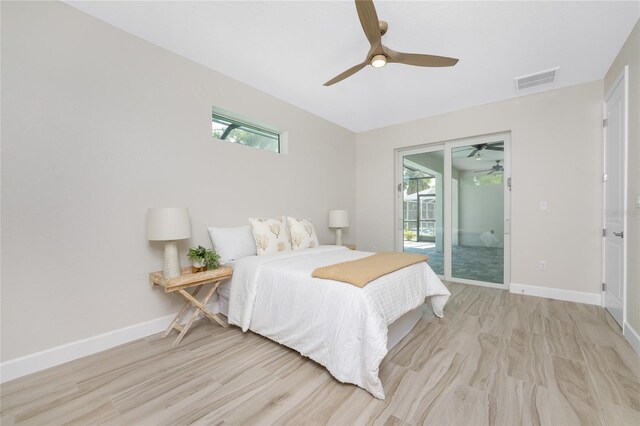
[[212, 112, 280, 153]]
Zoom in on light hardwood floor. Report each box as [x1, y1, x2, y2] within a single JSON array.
[[2, 283, 639, 425]]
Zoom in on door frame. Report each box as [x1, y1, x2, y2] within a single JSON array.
[[395, 132, 511, 289], [601, 66, 628, 326]]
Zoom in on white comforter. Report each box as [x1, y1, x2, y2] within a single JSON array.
[[227, 246, 450, 399]]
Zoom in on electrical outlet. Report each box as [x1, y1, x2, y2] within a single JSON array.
[[539, 260, 547, 271]]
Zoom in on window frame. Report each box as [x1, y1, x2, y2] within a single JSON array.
[[212, 112, 281, 153]]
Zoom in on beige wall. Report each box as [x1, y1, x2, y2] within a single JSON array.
[[605, 20, 640, 332], [1, 1, 356, 361], [357, 81, 603, 294]]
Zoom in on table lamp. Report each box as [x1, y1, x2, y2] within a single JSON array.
[[329, 210, 349, 246], [147, 207, 191, 278]]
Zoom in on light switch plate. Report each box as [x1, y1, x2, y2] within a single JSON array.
[[539, 201, 548, 211]]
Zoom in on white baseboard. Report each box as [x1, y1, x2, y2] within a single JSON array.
[[509, 282, 602, 305], [0, 296, 221, 384], [0, 313, 176, 383], [623, 322, 640, 355]]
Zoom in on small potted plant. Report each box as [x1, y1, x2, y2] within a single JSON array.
[[187, 246, 220, 273]]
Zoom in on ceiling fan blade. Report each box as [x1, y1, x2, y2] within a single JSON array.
[[484, 146, 504, 151], [324, 61, 368, 86], [355, 0, 381, 46], [474, 169, 492, 173], [467, 148, 479, 158], [384, 46, 459, 67]]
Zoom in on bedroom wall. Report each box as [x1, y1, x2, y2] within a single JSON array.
[[356, 81, 603, 296], [1, 1, 356, 362], [604, 20, 640, 334]]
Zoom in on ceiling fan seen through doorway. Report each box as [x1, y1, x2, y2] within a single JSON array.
[[475, 160, 504, 175], [466, 142, 504, 158]]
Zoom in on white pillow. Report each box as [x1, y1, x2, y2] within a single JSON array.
[[249, 217, 292, 255], [207, 225, 257, 264], [286, 217, 319, 250]]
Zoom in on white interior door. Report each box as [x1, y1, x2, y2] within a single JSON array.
[[603, 69, 627, 327]]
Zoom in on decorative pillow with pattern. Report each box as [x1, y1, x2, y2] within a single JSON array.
[[249, 217, 291, 255], [286, 217, 319, 250]]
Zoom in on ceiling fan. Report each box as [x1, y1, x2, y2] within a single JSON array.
[[466, 142, 504, 158], [323, 0, 459, 86], [475, 160, 504, 175]]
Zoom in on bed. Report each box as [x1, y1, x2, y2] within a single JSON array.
[[218, 245, 450, 399]]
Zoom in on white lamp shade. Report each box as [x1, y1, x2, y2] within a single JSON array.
[[329, 210, 349, 228], [146, 208, 191, 241]]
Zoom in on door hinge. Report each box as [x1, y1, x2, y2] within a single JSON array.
[[603, 173, 608, 183], [603, 118, 608, 128], [397, 183, 402, 192], [507, 177, 512, 191], [602, 229, 606, 237], [602, 283, 606, 291]]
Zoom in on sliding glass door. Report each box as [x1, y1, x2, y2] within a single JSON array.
[[401, 147, 445, 275], [449, 140, 506, 284], [398, 134, 510, 288]]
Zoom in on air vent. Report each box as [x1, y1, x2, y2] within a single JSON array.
[[515, 67, 559, 90]]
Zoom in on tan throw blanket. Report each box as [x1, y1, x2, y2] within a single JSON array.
[[312, 252, 428, 288]]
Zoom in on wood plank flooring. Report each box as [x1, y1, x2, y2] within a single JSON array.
[[2, 283, 639, 425]]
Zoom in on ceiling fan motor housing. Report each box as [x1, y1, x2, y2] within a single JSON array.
[[379, 20, 388, 35]]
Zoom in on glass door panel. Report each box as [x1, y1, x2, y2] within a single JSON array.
[[402, 150, 444, 275], [450, 142, 505, 284]]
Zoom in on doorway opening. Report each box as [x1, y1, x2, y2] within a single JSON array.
[[402, 151, 445, 276]]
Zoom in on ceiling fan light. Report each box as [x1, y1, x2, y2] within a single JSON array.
[[371, 54, 387, 68], [475, 152, 482, 161]]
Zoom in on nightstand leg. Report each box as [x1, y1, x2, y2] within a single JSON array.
[[179, 281, 229, 328], [171, 282, 221, 346], [162, 286, 202, 338], [172, 306, 199, 347]]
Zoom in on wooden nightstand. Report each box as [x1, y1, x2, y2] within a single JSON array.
[[150, 266, 232, 346], [343, 244, 356, 250]]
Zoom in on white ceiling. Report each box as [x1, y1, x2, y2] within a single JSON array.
[[65, 1, 639, 133]]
